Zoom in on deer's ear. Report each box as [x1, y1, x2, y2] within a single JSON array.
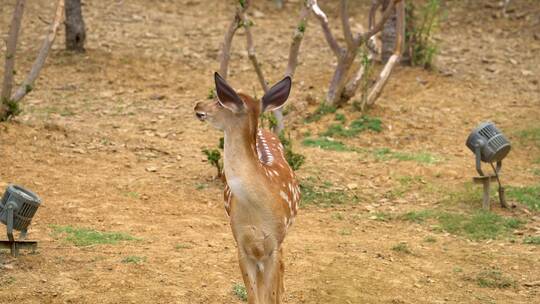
[[262, 76, 292, 112], [214, 72, 244, 112]]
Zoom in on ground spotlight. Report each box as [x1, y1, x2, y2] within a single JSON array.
[[0, 184, 41, 256], [466, 122, 511, 210]]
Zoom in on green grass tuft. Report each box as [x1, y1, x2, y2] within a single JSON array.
[[517, 127, 540, 147], [232, 283, 248, 301], [321, 115, 382, 138], [121, 255, 146, 264], [476, 270, 515, 289], [374, 148, 439, 164], [391, 242, 412, 254], [506, 185, 540, 211], [400, 210, 523, 240], [304, 103, 337, 123], [372, 212, 392, 222], [300, 179, 358, 207], [523, 236, 540, 245], [302, 137, 354, 152], [401, 210, 434, 223], [51, 225, 139, 247]]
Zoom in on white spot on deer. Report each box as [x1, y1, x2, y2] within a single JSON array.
[[280, 190, 288, 202]]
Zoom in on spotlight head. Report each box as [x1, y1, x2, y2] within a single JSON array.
[[0, 184, 41, 231], [466, 121, 511, 163]]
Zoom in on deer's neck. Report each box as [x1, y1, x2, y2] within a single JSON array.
[[223, 120, 267, 205]]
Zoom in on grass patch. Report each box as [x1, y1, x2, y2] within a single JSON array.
[[424, 236, 437, 243], [175, 243, 193, 250], [232, 283, 248, 301], [331, 212, 344, 220], [476, 270, 515, 289], [304, 103, 337, 123], [320, 115, 382, 138], [125, 191, 139, 199], [374, 148, 439, 164], [121, 255, 146, 264], [517, 127, 540, 147], [391, 242, 412, 254], [401, 210, 434, 223], [506, 185, 540, 211], [387, 175, 424, 199], [300, 178, 358, 207], [523, 236, 540, 245], [0, 276, 16, 287], [371, 212, 392, 222], [400, 210, 523, 240], [51, 225, 139, 247], [334, 113, 346, 123], [302, 137, 354, 152]]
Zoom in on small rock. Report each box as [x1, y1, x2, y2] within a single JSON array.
[[253, 10, 265, 18], [524, 281, 540, 287], [521, 70, 533, 76], [146, 166, 158, 172], [486, 66, 498, 73], [347, 183, 358, 190], [149, 94, 166, 101]]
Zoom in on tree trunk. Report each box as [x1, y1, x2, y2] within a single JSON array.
[[65, 0, 86, 52], [381, 0, 397, 63]]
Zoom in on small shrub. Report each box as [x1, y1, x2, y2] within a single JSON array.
[[405, 0, 442, 69], [279, 132, 305, 171], [202, 148, 223, 178]]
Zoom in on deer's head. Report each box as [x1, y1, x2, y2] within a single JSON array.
[[194, 73, 291, 132]]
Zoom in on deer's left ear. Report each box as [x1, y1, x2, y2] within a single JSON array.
[[262, 76, 292, 112]]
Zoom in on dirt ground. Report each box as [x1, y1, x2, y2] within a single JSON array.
[[0, 0, 539, 303]]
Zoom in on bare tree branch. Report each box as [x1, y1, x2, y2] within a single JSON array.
[[368, 0, 381, 30], [285, 2, 312, 77], [311, 0, 342, 58], [366, 0, 404, 106], [356, 0, 399, 46], [340, 0, 354, 48], [239, 11, 269, 93], [341, 51, 374, 104], [1, 0, 26, 104], [11, 0, 65, 102], [219, 4, 247, 80]]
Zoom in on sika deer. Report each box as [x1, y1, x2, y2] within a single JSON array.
[[194, 73, 300, 304]]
